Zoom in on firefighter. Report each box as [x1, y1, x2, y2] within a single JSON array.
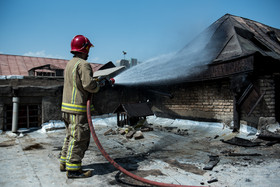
[[60, 35, 100, 178]]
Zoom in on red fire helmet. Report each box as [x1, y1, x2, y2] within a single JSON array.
[[70, 35, 93, 55]]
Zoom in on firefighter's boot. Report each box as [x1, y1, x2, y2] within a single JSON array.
[[66, 169, 92, 178], [60, 164, 66, 172]]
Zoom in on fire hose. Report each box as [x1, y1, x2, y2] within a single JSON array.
[[86, 98, 201, 187]]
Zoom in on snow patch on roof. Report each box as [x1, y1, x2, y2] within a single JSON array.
[[0, 75, 24, 79]]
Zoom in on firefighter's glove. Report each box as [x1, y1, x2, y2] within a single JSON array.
[[100, 79, 106, 87], [97, 76, 106, 87]]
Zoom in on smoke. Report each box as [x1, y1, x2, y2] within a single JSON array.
[[114, 25, 225, 86]]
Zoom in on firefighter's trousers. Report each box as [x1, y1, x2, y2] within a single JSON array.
[[60, 112, 90, 171]]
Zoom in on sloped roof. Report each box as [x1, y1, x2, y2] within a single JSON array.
[[98, 61, 116, 70], [116, 14, 280, 87], [113, 103, 154, 117], [93, 61, 126, 78], [214, 14, 280, 62], [156, 14, 280, 84], [0, 54, 103, 76], [179, 14, 280, 65], [93, 66, 126, 78], [29, 64, 64, 71]]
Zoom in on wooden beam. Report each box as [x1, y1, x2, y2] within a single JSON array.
[[233, 94, 240, 132]]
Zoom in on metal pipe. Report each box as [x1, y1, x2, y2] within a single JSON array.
[[233, 94, 240, 132], [12, 97, 20, 133], [27, 105, 30, 129]]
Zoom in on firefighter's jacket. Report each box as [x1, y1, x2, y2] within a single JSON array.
[[61, 57, 100, 114]]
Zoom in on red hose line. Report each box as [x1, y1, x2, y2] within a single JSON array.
[[87, 99, 201, 187]]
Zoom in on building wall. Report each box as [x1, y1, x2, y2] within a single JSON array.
[[0, 77, 63, 130], [241, 75, 276, 128], [5, 74, 271, 130], [42, 96, 63, 123], [151, 75, 278, 128], [260, 76, 276, 117], [151, 79, 234, 123]]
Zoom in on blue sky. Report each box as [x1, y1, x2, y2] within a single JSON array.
[[0, 0, 279, 64]]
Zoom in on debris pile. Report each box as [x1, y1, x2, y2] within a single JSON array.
[[203, 155, 220, 170], [154, 126, 189, 136], [103, 119, 153, 140], [102, 117, 189, 139], [221, 137, 261, 147], [257, 119, 280, 146]]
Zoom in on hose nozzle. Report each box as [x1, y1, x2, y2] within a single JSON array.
[[97, 76, 115, 87], [109, 78, 115, 85]]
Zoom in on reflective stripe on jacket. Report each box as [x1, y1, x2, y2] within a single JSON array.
[[61, 57, 99, 114]]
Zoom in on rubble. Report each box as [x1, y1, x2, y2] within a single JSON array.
[[258, 117, 278, 132], [102, 118, 153, 140], [119, 129, 126, 135], [133, 131, 144, 139], [125, 130, 136, 139], [257, 130, 280, 141], [207, 177, 218, 184], [221, 137, 261, 147], [103, 128, 117, 136], [203, 155, 220, 170], [140, 126, 153, 132], [225, 153, 261, 157]]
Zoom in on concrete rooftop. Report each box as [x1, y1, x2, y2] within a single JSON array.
[[0, 116, 280, 187]]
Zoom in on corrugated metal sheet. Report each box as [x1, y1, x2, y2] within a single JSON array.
[[0, 54, 103, 76]]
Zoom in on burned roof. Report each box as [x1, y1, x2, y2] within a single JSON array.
[[180, 14, 280, 64], [113, 103, 154, 118], [0, 54, 103, 76], [215, 14, 280, 62], [172, 14, 280, 82], [112, 14, 280, 87]]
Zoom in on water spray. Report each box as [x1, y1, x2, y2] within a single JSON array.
[[114, 24, 225, 86]]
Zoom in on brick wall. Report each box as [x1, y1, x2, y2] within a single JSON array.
[[260, 76, 275, 116], [151, 79, 234, 123], [151, 75, 277, 128], [88, 75, 278, 129], [241, 75, 276, 127]]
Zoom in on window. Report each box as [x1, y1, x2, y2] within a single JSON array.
[[35, 71, 55, 76], [4, 104, 40, 130]]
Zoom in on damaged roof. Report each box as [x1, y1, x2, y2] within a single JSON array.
[[170, 14, 280, 82], [214, 14, 280, 62], [0, 54, 103, 76], [179, 14, 280, 65]]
